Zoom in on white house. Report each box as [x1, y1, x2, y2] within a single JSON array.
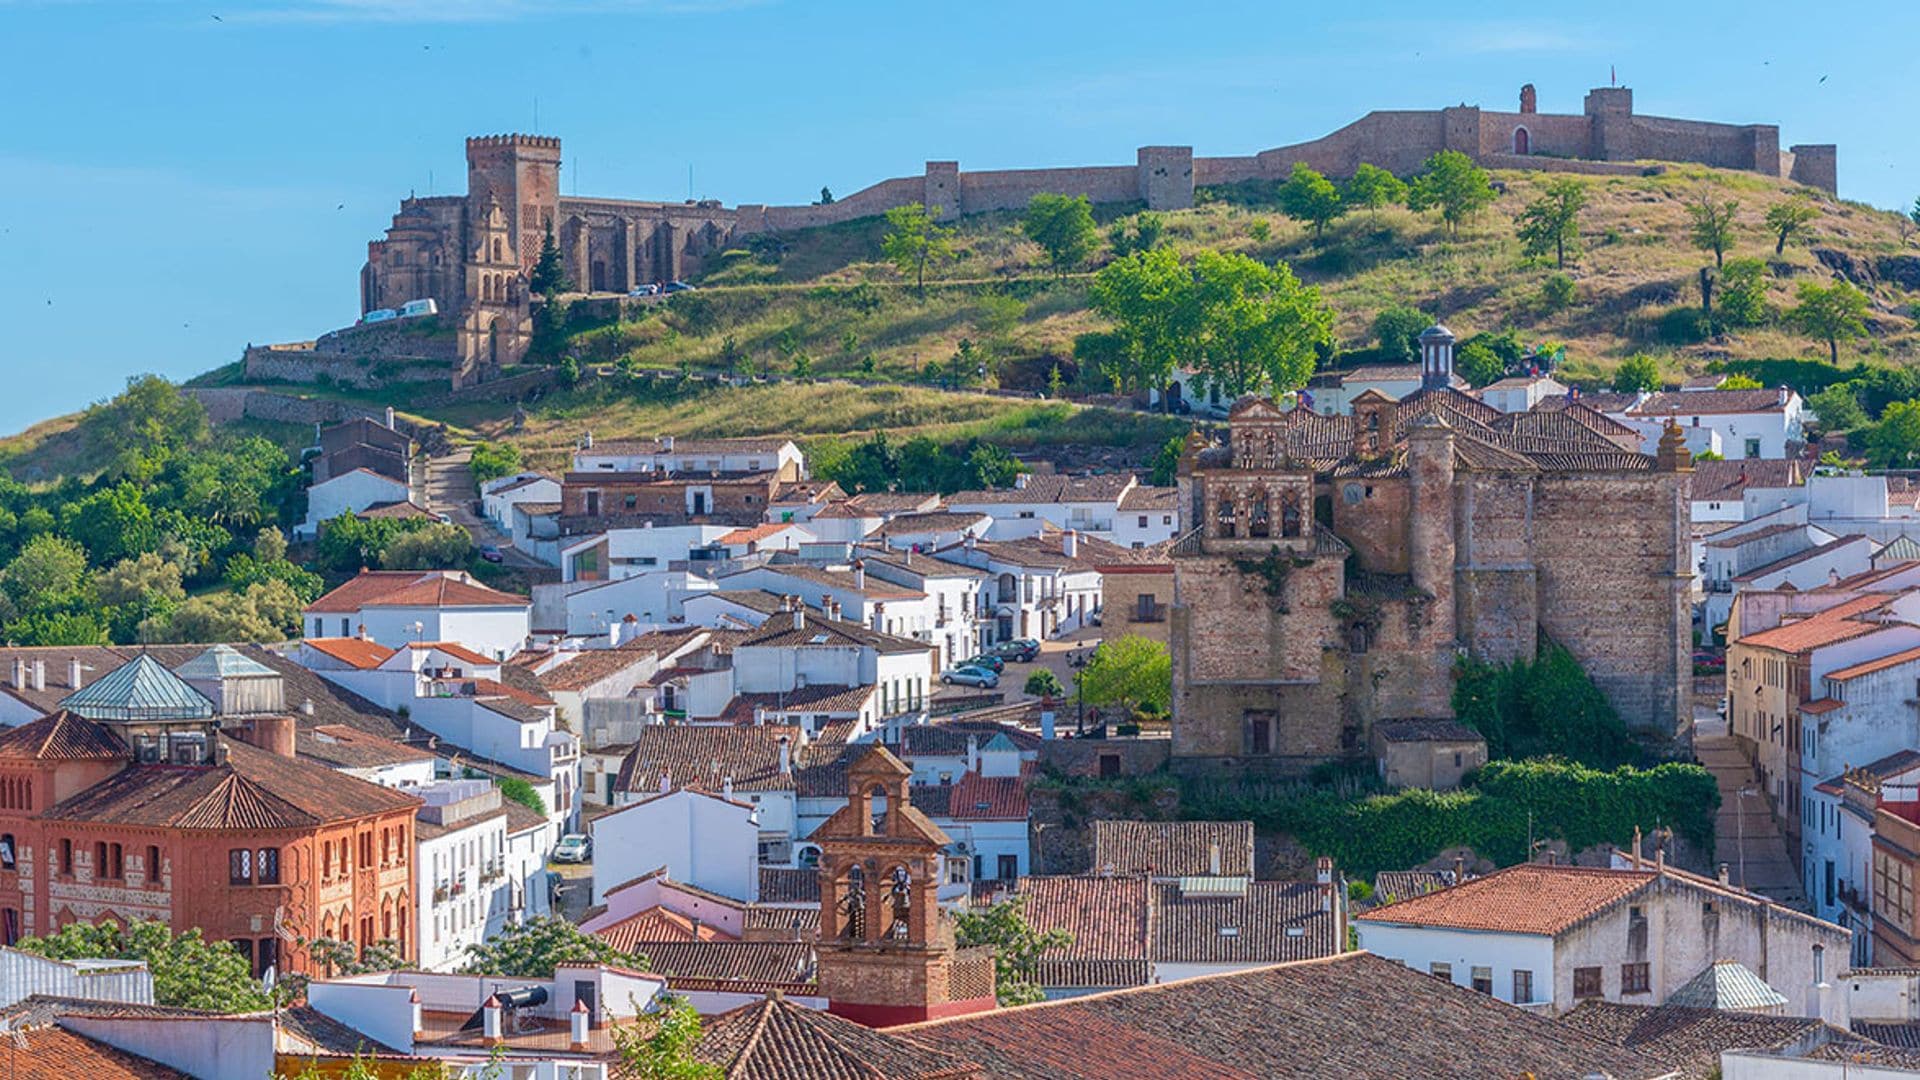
[[1303, 363, 1469, 415], [410, 778, 514, 972], [590, 786, 760, 905], [532, 570, 717, 636], [557, 525, 734, 584], [715, 522, 815, 558], [731, 602, 936, 736], [932, 532, 1106, 643], [572, 435, 804, 479], [683, 589, 785, 630], [717, 561, 939, 645], [1354, 861, 1850, 1017], [1807, 750, 1920, 967], [855, 546, 992, 667], [611, 725, 799, 851], [946, 474, 1142, 542], [872, 511, 994, 553], [1612, 388, 1808, 461], [302, 570, 532, 660], [480, 472, 561, 532], [1480, 374, 1568, 414], [1112, 486, 1180, 549], [299, 468, 412, 540], [510, 501, 562, 565]]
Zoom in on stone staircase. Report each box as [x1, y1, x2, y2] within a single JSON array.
[[1693, 717, 1806, 908]]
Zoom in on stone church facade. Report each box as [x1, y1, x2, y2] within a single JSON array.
[[1169, 328, 1694, 774]]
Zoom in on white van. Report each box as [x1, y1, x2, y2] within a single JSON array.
[[398, 298, 439, 318], [361, 308, 398, 325]]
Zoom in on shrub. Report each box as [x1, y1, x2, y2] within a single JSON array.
[[1540, 272, 1576, 312], [1718, 258, 1771, 327], [1372, 307, 1430, 363], [1655, 306, 1713, 346], [1451, 644, 1634, 769]]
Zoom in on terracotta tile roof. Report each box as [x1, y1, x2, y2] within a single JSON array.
[[1117, 486, 1179, 511], [587, 436, 795, 456], [695, 590, 788, 617], [748, 562, 925, 601], [697, 994, 979, 1079], [1807, 1041, 1920, 1067], [901, 951, 1662, 1079], [615, 726, 798, 795], [593, 905, 737, 951], [1150, 880, 1339, 964], [301, 636, 398, 669], [412, 641, 499, 666], [735, 612, 930, 655], [1737, 594, 1895, 652], [719, 685, 876, 724], [0, 1024, 192, 1079], [1851, 1020, 1920, 1048], [0, 709, 128, 760], [277, 1003, 411, 1057], [1017, 875, 1153, 961], [41, 736, 421, 829], [1091, 820, 1254, 878], [637, 941, 814, 989], [947, 475, 1137, 506], [297, 723, 435, 769], [845, 492, 942, 514], [304, 570, 528, 613], [1560, 1001, 1840, 1079], [1033, 957, 1151, 989], [719, 523, 804, 545], [1371, 869, 1461, 903], [758, 867, 821, 905], [1688, 459, 1807, 502], [1827, 645, 1920, 682], [536, 648, 657, 693], [1704, 522, 1807, 549], [1800, 698, 1845, 715], [1371, 718, 1483, 743], [943, 771, 1029, 821], [357, 500, 435, 520], [1629, 389, 1792, 416], [1356, 863, 1655, 936], [897, 721, 1042, 758]]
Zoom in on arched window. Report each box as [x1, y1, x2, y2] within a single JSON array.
[[1215, 492, 1238, 538], [1280, 490, 1304, 538], [886, 865, 913, 941], [841, 865, 866, 940], [0, 834, 14, 871], [867, 786, 889, 836], [1249, 493, 1272, 538], [492, 238, 503, 262]]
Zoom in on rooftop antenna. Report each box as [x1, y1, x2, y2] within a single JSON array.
[[1610, 64, 1617, 87], [689, 163, 694, 201], [533, 96, 540, 132]]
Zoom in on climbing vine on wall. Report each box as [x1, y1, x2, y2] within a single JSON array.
[[1232, 545, 1313, 613]]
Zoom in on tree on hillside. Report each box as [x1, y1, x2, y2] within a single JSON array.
[[1765, 196, 1819, 255], [469, 441, 522, 484], [881, 202, 956, 294], [1454, 340, 1507, 387], [19, 919, 271, 1012], [818, 186, 835, 205], [1107, 212, 1164, 257], [1342, 163, 1407, 221], [1087, 246, 1194, 399], [1613, 354, 1662, 393], [529, 221, 573, 298], [954, 897, 1073, 1007], [1790, 280, 1870, 364], [1807, 382, 1867, 432], [85, 374, 211, 478], [141, 579, 304, 644], [1868, 400, 1920, 469], [1515, 178, 1587, 269], [1686, 193, 1740, 268], [1277, 162, 1345, 240], [379, 522, 473, 570], [1186, 250, 1332, 399], [462, 914, 643, 978], [1021, 193, 1098, 276], [1147, 433, 1185, 486], [1717, 257, 1772, 327], [1407, 151, 1494, 235], [1076, 634, 1172, 718], [1372, 306, 1430, 363], [3, 534, 89, 614]]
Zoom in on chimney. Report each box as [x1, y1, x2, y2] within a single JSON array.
[[778, 735, 792, 775], [301, 698, 315, 717], [964, 533, 977, 551], [853, 560, 866, 590], [238, 716, 297, 759], [357, 623, 370, 641], [659, 770, 671, 794], [384, 406, 396, 429], [722, 776, 734, 800], [753, 706, 767, 726], [9, 658, 22, 690], [570, 998, 590, 1050], [1013, 473, 1029, 491], [1718, 862, 1731, 887], [1779, 386, 1790, 406], [661, 434, 675, 452], [1655, 845, 1666, 873], [1630, 825, 1643, 870], [410, 989, 423, 1037], [1316, 856, 1334, 912], [1453, 854, 1465, 883], [31, 660, 44, 693], [482, 995, 503, 1044], [1062, 529, 1078, 559], [792, 604, 806, 631], [1208, 841, 1222, 876], [582, 430, 593, 449], [67, 658, 82, 690], [870, 602, 885, 632], [966, 734, 979, 775]]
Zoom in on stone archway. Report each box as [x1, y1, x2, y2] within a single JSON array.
[[1513, 126, 1531, 155]]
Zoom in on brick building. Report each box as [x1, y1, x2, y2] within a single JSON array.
[[1170, 327, 1692, 772], [0, 654, 420, 975]]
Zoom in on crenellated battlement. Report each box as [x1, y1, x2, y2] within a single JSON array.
[[465, 134, 561, 151]]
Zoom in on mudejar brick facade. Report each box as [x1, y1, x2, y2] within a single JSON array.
[[1169, 331, 1692, 775]]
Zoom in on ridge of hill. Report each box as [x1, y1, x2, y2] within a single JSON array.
[[7, 161, 1919, 484]]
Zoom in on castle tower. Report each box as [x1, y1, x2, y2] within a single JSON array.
[[814, 746, 997, 1027], [1405, 413, 1457, 647], [455, 198, 530, 387], [465, 135, 561, 276]]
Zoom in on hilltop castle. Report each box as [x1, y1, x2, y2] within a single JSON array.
[[360, 84, 1835, 385]]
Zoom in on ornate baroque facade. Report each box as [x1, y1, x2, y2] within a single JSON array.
[[1169, 328, 1694, 773]]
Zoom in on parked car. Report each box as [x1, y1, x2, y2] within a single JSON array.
[[989, 639, 1041, 662], [478, 544, 504, 564], [942, 666, 999, 689], [628, 283, 660, 297], [360, 307, 398, 325], [552, 834, 592, 863], [663, 280, 697, 293], [962, 653, 1006, 673], [398, 298, 439, 318]]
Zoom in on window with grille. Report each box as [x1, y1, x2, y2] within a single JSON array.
[[1622, 962, 1650, 994], [1574, 966, 1603, 999]]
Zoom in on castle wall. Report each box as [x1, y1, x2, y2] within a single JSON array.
[[1455, 473, 1541, 665], [313, 317, 459, 362], [1529, 471, 1690, 737], [1631, 115, 1777, 174], [1789, 145, 1838, 193], [242, 348, 451, 389], [1477, 110, 1591, 158], [1332, 476, 1411, 575]]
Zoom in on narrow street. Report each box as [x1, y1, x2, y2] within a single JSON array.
[[422, 446, 546, 569], [1694, 709, 1805, 907]]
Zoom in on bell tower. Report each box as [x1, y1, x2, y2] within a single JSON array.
[[814, 745, 997, 1027], [455, 197, 530, 387]]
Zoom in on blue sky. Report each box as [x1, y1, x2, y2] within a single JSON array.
[[1, 0, 1916, 436]]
